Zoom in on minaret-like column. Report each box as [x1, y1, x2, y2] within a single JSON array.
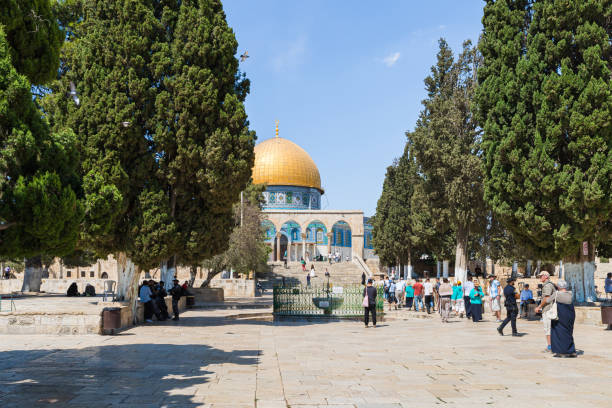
[[301, 233, 307, 261], [276, 232, 282, 262]]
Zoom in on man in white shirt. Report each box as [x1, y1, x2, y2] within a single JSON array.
[[488, 275, 501, 322], [396, 279, 406, 308], [423, 278, 434, 314], [463, 277, 475, 319]]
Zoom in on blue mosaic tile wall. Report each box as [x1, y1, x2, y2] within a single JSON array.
[[262, 185, 322, 210]]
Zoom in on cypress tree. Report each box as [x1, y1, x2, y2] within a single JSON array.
[[476, 0, 612, 301], [0, 3, 83, 292], [410, 39, 484, 284], [44, 0, 254, 303], [0, 0, 63, 84]]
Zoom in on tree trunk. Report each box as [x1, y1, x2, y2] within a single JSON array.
[[201, 268, 222, 288], [161, 256, 176, 290], [526, 260, 532, 277], [454, 224, 469, 285], [116, 252, 136, 301], [21, 256, 43, 292], [443, 260, 449, 278], [406, 251, 412, 279], [564, 242, 596, 303]]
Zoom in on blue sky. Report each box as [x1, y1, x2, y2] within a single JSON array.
[[224, 1, 485, 216]]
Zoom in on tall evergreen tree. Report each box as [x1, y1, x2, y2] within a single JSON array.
[[371, 164, 399, 270], [476, 0, 612, 301], [44, 0, 255, 306], [410, 39, 484, 284], [0, 0, 63, 84], [0, 2, 82, 292]]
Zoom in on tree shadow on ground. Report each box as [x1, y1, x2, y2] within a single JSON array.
[[0, 343, 259, 407]]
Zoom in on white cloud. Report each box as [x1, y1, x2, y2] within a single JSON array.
[[272, 35, 307, 72], [383, 51, 400, 67]]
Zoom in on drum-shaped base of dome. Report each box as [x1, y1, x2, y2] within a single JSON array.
[[262, 186, 321, 210]]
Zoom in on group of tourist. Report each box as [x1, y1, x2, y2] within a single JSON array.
[[368, 271, 577, 358], [138, 278, 187, 322]]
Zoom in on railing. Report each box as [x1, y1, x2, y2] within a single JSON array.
[[273, 284, 384, 317], [352, 256, 373, 277]]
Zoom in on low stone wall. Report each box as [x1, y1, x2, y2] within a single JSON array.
[[210, 278, 255, 297], [0, 278, 112, 295], [0, 311, 102, 335], [190, 287, 224, 303], [0, 296, 187, 335], [0, 279, 22, 293], [41, 278, 109, 294]]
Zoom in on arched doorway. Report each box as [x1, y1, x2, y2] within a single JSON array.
[[274, 234, 289, 262], [305, 221, 328, 261], [331, 221, 352, 261], [280, 220, 301, 262]]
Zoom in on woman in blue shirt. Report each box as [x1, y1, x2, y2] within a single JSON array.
[[452, 282, 465, 318], [469, 281, 485, 322]]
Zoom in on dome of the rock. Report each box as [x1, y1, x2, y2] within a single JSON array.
[[252, 137, 323, 193]]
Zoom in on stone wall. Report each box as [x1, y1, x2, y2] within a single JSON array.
[[210, 278, 255, 297], [0, 296, 187, 335]]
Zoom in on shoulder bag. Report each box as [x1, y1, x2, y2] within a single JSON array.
[[543, 292, 558, 321]]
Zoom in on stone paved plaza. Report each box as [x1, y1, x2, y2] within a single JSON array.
[[0, 306, 610, 408]]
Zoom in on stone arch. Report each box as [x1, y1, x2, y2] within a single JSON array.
[[330, 220, 353, 261], [101, 272, 108, 279]]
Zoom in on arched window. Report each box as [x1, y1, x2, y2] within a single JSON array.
[[101, 272, 108, 279]]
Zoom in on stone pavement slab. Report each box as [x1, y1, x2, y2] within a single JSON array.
[[0, 307, 610, 407]]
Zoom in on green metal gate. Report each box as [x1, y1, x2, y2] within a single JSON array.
[[273, 285, 384, 318]]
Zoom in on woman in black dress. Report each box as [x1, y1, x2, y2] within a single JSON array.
[[550, 280, 577, 358]]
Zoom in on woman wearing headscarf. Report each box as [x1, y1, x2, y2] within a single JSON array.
[[452, 281, 465, 318], [550, 279, 577, 358], [469, 281, 485, 322]]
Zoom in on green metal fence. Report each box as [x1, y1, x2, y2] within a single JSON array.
[[273, 284, 384, 317]]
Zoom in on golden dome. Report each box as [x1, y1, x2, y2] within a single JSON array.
[[252, 137, 323, 193]]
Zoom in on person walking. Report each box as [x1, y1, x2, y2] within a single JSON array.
[[451, 281, 464, 317], [363, 279, 377, 327], [463, 276, 475, 319], [405, 281, 414, 310], [306, 272, 311, 286], [550, 280, 577, 358], [488, 275, 502, 323], [310, 264, 316, 278], [497, 277, 519, 336], [361, 272, 366, 286], [423, 278, 434, 314], [169, 278, 184, 321], [413, 279, 424, 312], [434, 278, 441, 313], [395, 278, 406, 308], [534, 271, 556, 352], [469, 281, 485, 322], [300, 257, 306, 272], [605, 273, 612, 300], [438, 278, 453, 322], [388, 279, 397, 310]]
